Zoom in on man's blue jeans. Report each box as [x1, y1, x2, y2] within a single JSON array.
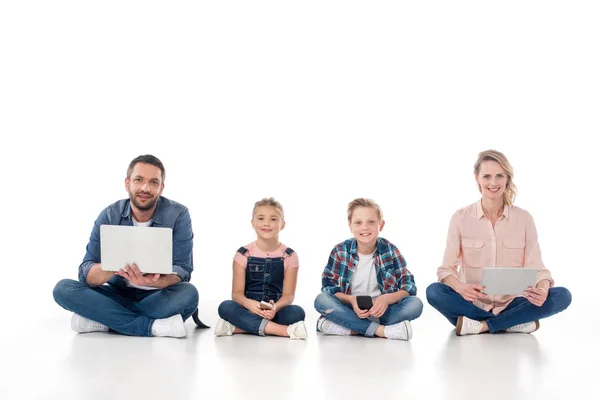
[[314, 292, 423, 337], [426, 282, 572, 333], [53, 279, 199, 337], [217, 300, 305, 336]]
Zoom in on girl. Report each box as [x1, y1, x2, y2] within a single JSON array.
[[215, 198, 307, 339]]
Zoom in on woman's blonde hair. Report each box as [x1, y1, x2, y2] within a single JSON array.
[[252, 197, 285, 221], [347, 198, 383, 223], [473, 149, 517, 206]]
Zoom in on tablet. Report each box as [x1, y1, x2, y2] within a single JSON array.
[[481, 268, 537, 295]]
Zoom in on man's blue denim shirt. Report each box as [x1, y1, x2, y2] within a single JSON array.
[[78, 196, 194, 284]]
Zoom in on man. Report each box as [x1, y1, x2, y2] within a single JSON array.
[[53, 154, 201, 338]]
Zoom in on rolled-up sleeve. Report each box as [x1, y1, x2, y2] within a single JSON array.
[[524, 211, 554, 287], [437, 212, 461, 283], [78, 211, 108, 282], [321, 249, 342, 295], [172, 209, 193, 282], [393, 249, 417, 296]]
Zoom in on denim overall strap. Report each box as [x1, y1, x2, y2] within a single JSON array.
[[245, 256, 285, 303]]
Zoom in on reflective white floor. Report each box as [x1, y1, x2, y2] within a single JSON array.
[[1, 296, 593, 400]]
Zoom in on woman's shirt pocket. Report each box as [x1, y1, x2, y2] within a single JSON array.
[[461, 238, 485, 266], [502, 239, 525, 267]]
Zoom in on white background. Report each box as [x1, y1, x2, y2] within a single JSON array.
[[1, 1, 599, 398]]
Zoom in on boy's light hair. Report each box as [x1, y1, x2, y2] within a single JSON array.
[[252, 197, 285, 221], [473, 149, 518, 206], [347, 198, 383, 223]]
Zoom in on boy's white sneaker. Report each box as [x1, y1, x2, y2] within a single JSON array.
[[151, 315, 186, 338], [287, 321, 308, 340], [456, 316, 483, 336], [214, 318, 236, 337], [71, 314, 109, 333], [316, 317, 351, 336], [383, 320, 412, 340], [505, 320, 540, 333]]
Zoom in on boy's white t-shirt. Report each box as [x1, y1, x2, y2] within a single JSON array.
[[349, 252, 381, 298], [123, 218, 159, 290]]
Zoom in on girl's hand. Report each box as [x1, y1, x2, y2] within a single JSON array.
[[263, 300, 278, 320], [245, 299, 269, 319]]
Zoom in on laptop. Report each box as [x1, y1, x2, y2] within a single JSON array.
[[481, 268, 537, 295], [100, 225, 174, 274]]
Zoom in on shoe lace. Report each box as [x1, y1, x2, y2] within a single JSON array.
[[509, 323, 527, 331], [466, 318, 482, 331]]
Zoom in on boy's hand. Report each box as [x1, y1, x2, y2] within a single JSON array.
[[368, 296, 389, 318], [351, 297, 370, 319]]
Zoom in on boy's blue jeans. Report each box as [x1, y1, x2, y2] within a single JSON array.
[[426, 282, 572, 333], [53, 278, 199, 336], [314, 292, 423, 337]]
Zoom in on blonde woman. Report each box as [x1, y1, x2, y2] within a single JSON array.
[[426, 150, 571, 336]]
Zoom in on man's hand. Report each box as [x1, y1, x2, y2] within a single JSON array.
[[116, 264, 160, 287], [86, 263, 116, 287]]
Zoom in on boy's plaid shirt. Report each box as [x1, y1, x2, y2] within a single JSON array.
[[321, 237, 417, 296]]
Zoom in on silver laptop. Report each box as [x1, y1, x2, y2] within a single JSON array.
[[481, 268, 537, 295], [100, 225, 173, 274]]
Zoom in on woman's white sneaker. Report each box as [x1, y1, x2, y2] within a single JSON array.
[[456, 316, 483, 336], [505, 321, 540, 333]]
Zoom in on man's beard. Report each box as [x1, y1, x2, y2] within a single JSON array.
[[129, 191, 158, 211]]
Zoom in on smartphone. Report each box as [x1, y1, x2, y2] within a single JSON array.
[[356, 295, 373, 310], [259, 301, 273, 310]]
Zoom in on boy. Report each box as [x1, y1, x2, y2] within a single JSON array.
[[314, 198, 422, 340]]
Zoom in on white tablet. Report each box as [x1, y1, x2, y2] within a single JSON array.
[[481, 268, 537, 295]]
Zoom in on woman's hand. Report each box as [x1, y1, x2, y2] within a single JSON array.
[[524, 286, 548, 307], [457, 283, 489, 302]]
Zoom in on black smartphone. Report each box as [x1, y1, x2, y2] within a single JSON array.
[[356, 295, 373, 310]]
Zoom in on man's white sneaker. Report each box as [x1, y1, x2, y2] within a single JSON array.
[[287, 321, 308, 340], [71, 314, 109, 333], [316, 317, 351, 336], [151, 315, 186, 338], [505, 320, 540, 334], [456, 316, 483, 336], [383, 320, 412, 340], [214, 318, 236, 337]]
